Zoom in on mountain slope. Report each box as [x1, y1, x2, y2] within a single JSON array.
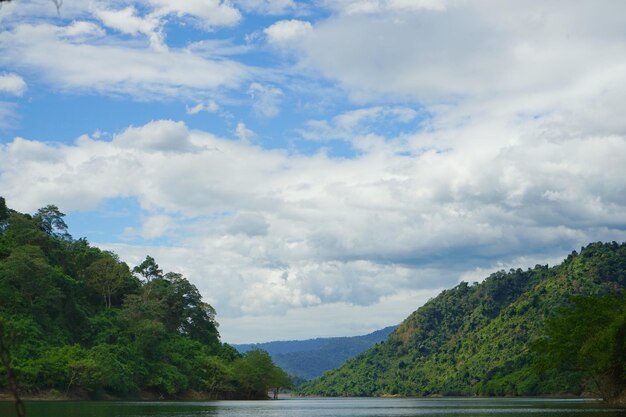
[[235, 326, 397, 380], [301, 242, 626, 397]]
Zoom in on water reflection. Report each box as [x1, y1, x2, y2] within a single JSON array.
[[1, 397, 625, 417]]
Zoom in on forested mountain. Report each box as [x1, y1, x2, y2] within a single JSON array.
[[0, 199, 289, 399], [301, 242, 626, 399], [235, 326, 397, 380]]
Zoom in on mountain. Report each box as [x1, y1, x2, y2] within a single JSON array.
[[234, 326, 397, 380], [301, 242, 626, 397]]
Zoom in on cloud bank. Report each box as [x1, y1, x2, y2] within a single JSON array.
[[1, 0, 626, 342]]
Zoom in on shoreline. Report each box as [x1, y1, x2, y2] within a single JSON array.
[[0, 390, 602, 402]]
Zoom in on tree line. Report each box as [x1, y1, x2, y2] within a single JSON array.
[[0, 198, 290, 399]]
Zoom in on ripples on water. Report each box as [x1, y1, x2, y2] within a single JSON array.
[[1, 397, 625, 417]]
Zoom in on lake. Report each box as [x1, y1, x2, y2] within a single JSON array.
[[1, 397, 625, 417]]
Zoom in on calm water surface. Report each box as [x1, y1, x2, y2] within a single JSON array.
[[1, 397, 625, 417]]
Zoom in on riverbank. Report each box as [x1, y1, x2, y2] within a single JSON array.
[[0, 388, 285, 401]]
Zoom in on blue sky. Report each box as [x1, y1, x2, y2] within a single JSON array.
[[1, 0, 626, 343]]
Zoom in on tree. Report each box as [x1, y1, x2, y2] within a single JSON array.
[[161, 272, 219, 346], [85, 253, 129, 309], [0, 245, 64, 317], [0, 197, 8, 224], [534, 294, 626, 404], [34, 205, 71, 241], [133, 255, 162, 282], [234, 350, 291, 399]]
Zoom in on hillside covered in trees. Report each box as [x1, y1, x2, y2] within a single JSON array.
[[0, 198, 289, 399], [235, 326, 397, 381], [301, 242, 626, 402]]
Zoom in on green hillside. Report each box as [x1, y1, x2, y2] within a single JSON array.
[[0, 199, 289, 400], [301, 242, 626, 398]]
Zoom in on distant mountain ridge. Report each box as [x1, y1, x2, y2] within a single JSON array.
[[301, 242, 626, 397], [234, 326, 397, 380]]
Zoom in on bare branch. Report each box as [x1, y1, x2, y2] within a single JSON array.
[[52, 0, 62, 15], [0, 0, 62, 15]]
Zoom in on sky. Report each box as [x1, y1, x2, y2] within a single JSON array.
[[1, 0, 626, 344]]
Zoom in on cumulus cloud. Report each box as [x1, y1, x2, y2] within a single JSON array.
[[58, 21, 106, 41], [219, 289, 440, 343], [140, 214, 178, 239], [95, 6, 165, 50], [0, 73, 26, 96], [2, 117, 626, 328], [112, 120, 197, 153], [2, 0, 626, 342], [286, 1, 626, 105], [264, 19, 312, 46]]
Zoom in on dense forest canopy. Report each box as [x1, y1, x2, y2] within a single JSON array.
[[301, 241, 626, 404], [0, 198, 289, 399]]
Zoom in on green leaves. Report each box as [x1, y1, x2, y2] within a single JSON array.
[[535, 294, 626, 402], [0, 201, 291, 399], [302, 243, 626, 399]]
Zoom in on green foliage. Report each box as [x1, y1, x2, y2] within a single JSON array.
[[301, 242, 626, 398], [233, 350, 291, 399], [534, 294, 626, 403], [0, 197, 8, 224], [0, 199, 290, 399]]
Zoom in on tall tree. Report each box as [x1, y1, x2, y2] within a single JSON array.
[[133, 255, 162, 283], [34, 205, 71, 241], [161, 272, 219, 346], [0, 197, 8, 224]]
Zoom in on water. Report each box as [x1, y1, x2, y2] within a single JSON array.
[[0, 397, 625, 417]]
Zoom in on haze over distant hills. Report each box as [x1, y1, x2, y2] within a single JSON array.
[[233, 326, 397, 380]]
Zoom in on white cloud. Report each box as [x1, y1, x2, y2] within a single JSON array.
[[323, 0, 447, 15], [248, 82, 283, 117], [112, 119, 196, 152], [140, 214, 177, 239], [301, 106, 418, 142], [235, 121, 254, 141], [264, 19, 312, 46], [2, 118, 626, 327], [0, 73, 26, 96], [283, 1, 626, 106], [2, 0, 626, 342], [186, 100, 220, 115], [122, 215, 176, 240], [95, 6, 165, 50], [0, 23, 250, 99], [59, 21, 106, 41], [147, 0, 241, 30], [219, 289, 440, 343]]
